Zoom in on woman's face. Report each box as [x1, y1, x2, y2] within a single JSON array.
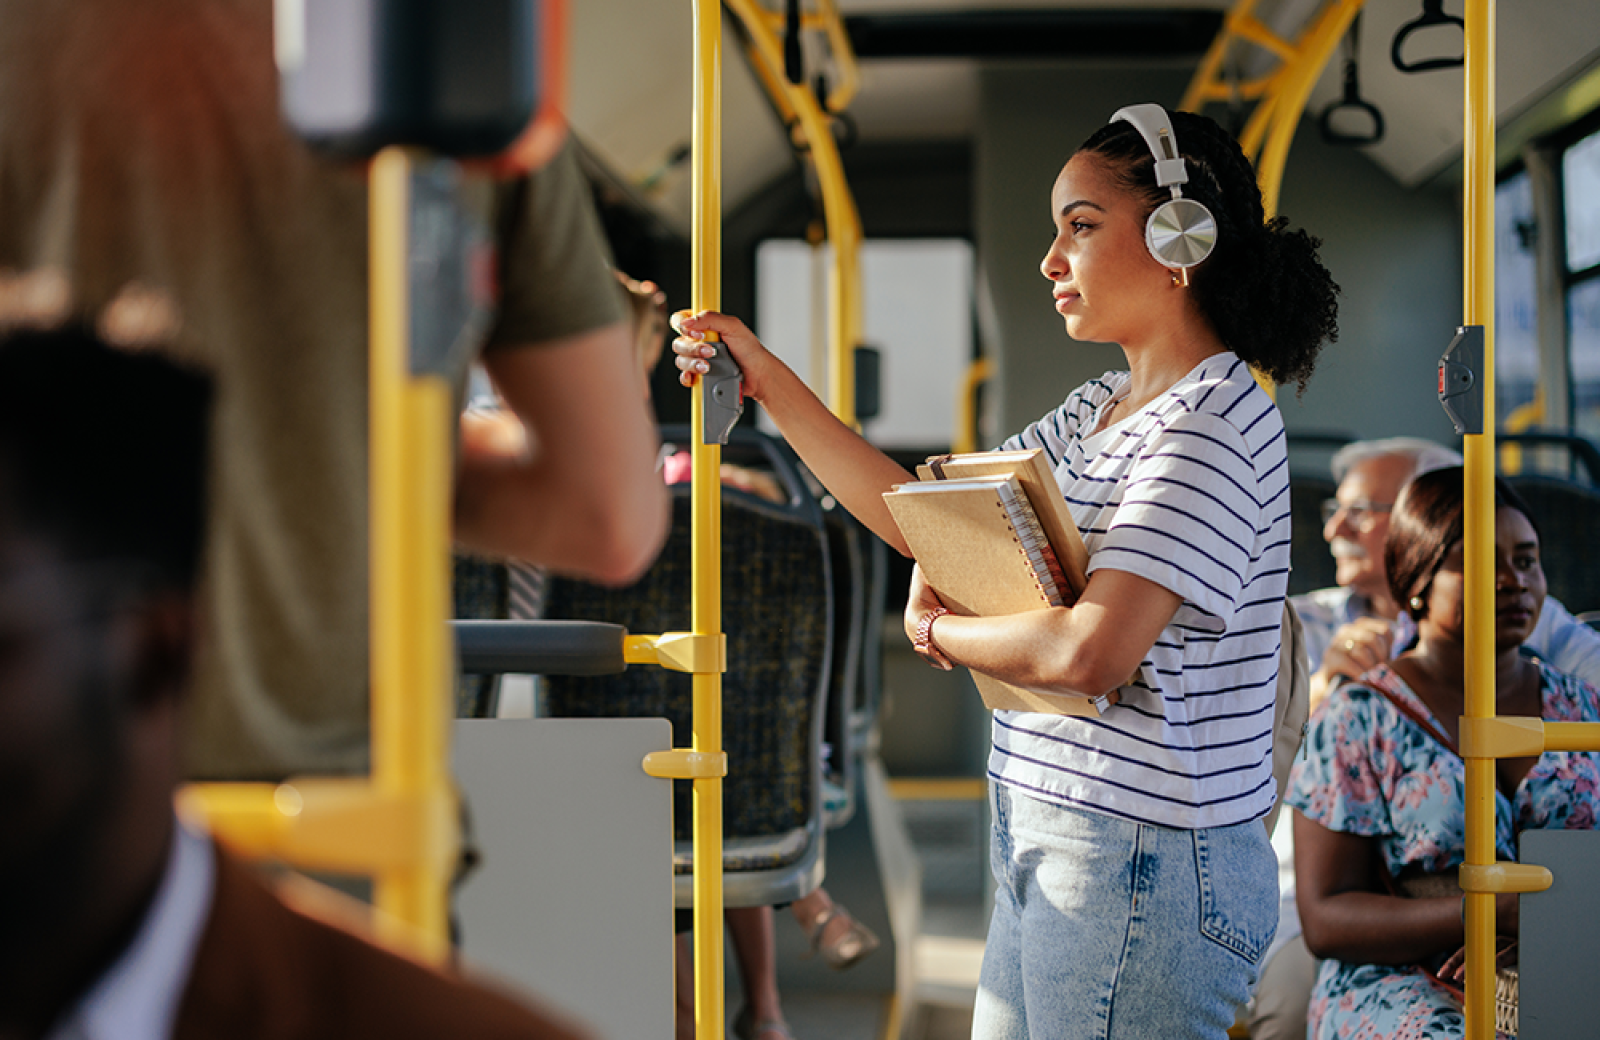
[[1417, 505, 1547, 651], [1039, 154, 1173, 346]]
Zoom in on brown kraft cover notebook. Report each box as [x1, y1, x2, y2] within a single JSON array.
[[884, 457, 1121, 716]]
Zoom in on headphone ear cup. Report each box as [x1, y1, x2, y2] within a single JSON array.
[[1146, 197, 1217, 269]]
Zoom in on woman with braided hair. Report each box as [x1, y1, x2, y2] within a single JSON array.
[[673, 104, 1338, 1038]]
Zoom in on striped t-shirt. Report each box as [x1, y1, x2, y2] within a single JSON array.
[[990, 353, 1289, 829]]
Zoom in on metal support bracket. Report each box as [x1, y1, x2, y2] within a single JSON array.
[[642, 749, 729, 780], [1459, 862, 1553, 895], [179, 780, 459, 876], [1438, 324, 1484, 435], [1458, 715, 1544, 759], [623, 632, 727, 674]]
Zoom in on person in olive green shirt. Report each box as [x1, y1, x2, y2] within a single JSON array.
[[0, 0, 668, 780]]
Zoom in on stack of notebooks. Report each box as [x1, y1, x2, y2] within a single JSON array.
[[883, 449, 1120, 716]]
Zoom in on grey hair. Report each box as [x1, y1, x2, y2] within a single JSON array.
[[1330, 437, 1463, 483]]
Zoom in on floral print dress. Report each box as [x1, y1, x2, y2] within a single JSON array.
[[1285, 659, 1600, 1040]]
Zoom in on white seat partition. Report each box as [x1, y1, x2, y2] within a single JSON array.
[[453, 717, 675, 1040]]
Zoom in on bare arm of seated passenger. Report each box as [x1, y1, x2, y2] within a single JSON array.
[[1292, 810, 1518, 966], [903, 563, 1181, 699], [454, 321, 669, 586]]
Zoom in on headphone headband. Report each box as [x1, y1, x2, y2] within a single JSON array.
[[1110, 103, 1189, 193], [1106, 103, 1216, 276]]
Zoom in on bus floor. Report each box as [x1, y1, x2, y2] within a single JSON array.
[[753, 795, 990, 1040]]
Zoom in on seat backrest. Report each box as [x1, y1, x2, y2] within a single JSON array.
[[853, 523, 890, 749], [1507, 474, 1600, 614], [543, 433, 833, 853], [821, 506, 863, 828], [1498, 430, 1600, 484], [1288, 474, 1338, 597]]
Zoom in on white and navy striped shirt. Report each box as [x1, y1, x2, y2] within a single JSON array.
[[990, 353, 1289, 829]]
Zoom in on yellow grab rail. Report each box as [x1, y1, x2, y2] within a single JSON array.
[[1181, 0, 1367, 220], [1183, 0, 1365, 399], [953, 357, 994, 455], [184, 146, 458, 961], [1460, 3, 1500, 1034], [688, 4, 728, 1039], [727, 0, 864, 425]]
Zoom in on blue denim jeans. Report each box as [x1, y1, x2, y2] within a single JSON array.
[[973, 784, 1278, 1040]]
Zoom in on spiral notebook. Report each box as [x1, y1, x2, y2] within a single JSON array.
[[884, 453, 1118, 717]]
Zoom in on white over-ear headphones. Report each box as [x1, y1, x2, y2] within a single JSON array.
[[1109, 104, 1217, 283]]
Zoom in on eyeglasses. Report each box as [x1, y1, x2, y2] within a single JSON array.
[[1320, 498, 1394, 527]]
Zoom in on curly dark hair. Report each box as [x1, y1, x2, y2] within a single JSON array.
[[1074, 109, 1339, 393]]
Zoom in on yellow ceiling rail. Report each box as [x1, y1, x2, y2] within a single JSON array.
[[181, 145, 459, 962], [727, 0, 864, 426], [1181, 0, 1367, 219], [1182, 0, 1365, 397]]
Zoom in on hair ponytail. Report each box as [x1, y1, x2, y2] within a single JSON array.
[[1075, 110, 1339, 393]]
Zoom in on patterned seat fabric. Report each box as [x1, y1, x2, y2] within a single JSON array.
[[544, 488, 831, 868]]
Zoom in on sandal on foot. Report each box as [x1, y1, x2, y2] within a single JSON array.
[[802, 903, 880, 971], [731, 1006, 796, 1040]]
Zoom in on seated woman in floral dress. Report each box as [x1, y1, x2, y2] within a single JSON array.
[[1285, 466, 1600, 1039]]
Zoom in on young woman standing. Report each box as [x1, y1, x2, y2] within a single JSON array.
[[675, 105, 1337, 1038]]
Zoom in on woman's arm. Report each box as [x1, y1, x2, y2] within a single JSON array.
[[674, 311, 914, 554], [906, 565, 1181, 698], [1293, 811, 1467, 965]]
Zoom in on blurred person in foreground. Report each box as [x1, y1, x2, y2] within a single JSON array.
[[0, 0, 668, 783], [0, 323, 594, 1040]]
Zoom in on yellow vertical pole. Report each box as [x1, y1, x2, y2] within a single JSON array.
[[369, 146, 455, 958], [1461, 0, 1498, 1036], [689, 2, 726, 1038]]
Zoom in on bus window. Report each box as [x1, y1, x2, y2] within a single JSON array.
[[1565, 126, 1600, 438], [755, 238, 974, 449], [1495, 170, 1539, 426]]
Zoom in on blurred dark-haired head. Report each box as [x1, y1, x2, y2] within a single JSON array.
[[1385, 465, 1541, 620], [0, 324, 213, 589]]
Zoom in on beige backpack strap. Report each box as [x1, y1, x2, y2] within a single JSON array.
[[1264, 600, 1311, 834]]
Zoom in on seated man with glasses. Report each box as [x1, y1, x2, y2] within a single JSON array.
[[1297, 437, 1600, 703]]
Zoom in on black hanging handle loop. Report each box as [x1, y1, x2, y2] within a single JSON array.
[[1391, 0, 1464, 73], [1320, 62, 1385, 145], [784, 0, 804, 84]]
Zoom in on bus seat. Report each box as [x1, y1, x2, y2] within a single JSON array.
[[543, 431, 833, 910], [821, 506, 865, 829], [1505, 474, 1600, 614], [1288, 474, 1338, 596], [1497, 430, 1600, 483], [852, 520, 890, 756]]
